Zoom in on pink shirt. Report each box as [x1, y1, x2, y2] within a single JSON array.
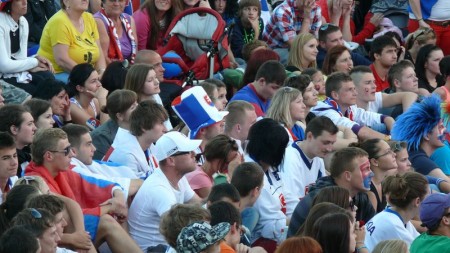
[[185, 165, 213, 191]]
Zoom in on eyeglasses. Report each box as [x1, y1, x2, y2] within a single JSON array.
[[30, 208, 42, 219], [320, 23, 338, 31], [390, 142, 403, 152], [373, 149, 395, 159], [49, 146, 72, 156], [172, 151, 190, 157]]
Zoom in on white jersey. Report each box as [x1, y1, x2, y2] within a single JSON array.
[[280, 142, 326, 217], [245, 155, 287, 244], [102, 127, 159, 179], [128, 169, 195, 251], [364, 209, 419, 251], [312, 101, 384, 129], [367, 92, 383, 113]]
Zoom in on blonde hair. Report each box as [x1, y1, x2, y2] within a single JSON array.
[[372, 240, 408, 253], [266, 87, 302, 129], [14, 176, 48, 194], [288, 33, 318, 71], [405, 28, 437, 50]]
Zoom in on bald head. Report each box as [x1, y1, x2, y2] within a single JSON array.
[[135, 50, 165, 82]]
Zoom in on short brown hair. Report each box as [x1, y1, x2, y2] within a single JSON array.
[[224, 100, 255, 133], [129, 100, 168, 136], [383, 172, 428, 209], [159, 204, 210, 248], [238, 0, 261, 17], [31, 128, 67, 165], [102, 90, 137, 122], [330, 147, 368, 178], [231, 162, 264, 197], [27, 195, 65, 216], [325, 72, 354, 98], [388, 60, 415, 91], [204, 135, 239, 173]]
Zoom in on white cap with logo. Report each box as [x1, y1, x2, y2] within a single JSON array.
[[154, 131, 202, 162]]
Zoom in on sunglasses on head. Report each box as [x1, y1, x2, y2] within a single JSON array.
[[320, 23, 338, 31], [30, 208, 42, 219]]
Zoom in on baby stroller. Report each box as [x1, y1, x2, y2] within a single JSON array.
[[157, 7, 231, 87]]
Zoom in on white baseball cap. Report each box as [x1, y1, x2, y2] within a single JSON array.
[[154, 131, 202, 161]]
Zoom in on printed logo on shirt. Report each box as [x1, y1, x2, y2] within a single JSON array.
[[366, 221, 375, 236], [280, 193, 286, 215]]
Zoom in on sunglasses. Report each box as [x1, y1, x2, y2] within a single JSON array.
[[391, 142, 403, 152], [30, 208, 42, 219], [281, 87, 296, 93], [413, 28, 433, 41], [22, 176, 37, 185], [373, 149, 395, 159], [320, 23, 338, 31], [49, 146, 72, 156]]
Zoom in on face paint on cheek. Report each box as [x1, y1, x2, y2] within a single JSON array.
[[359, 160, 372, 189]]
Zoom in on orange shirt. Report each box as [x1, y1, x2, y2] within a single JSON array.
[[220, 242, 236, 253]]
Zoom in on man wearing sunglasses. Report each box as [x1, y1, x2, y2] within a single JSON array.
[[25, 128, 143, 252], [128, 131, 202, 251], [410, 193, 450, 253]]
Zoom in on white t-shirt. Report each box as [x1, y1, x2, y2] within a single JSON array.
[[367, 92, 383, 113], [128, 169, 195, 251], [103, 128, 159, 179], [280, 142, 325, 217], [429, 0, 450, 21], [364, 210, 419, 251]]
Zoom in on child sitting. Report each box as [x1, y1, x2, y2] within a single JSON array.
[[230, 0, 264, 60]]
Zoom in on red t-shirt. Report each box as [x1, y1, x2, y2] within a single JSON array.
[[370, 64, 390, 92]]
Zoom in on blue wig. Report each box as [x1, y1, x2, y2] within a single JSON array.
[[391, 95, 441, 151]]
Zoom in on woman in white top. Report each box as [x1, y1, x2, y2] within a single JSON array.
[[0, 0, 54, 95], [364, 172, 429, 251]]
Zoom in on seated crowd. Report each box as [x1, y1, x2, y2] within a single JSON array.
[[2, 0, 450, 252]]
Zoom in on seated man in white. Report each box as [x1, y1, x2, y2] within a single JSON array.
[[281, 116, 338, 217], [0, 132, 18, 203], [312, 72, 395, 141], [62, 124, 143, 198], [128, 131, 203, 251], [102, 100, 168, 178]]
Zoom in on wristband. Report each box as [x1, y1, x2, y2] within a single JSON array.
[[417, 18, 423, 22]]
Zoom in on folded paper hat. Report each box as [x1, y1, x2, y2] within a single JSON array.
[[177, 221, 230, 253], [172, 86, 228, 139]]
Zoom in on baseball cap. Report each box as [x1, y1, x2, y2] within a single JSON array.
[[172, 86, 228, 139], [420, 193, 450, 229], [154, 131, 201, 162], [177, 221, 230, 253]]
